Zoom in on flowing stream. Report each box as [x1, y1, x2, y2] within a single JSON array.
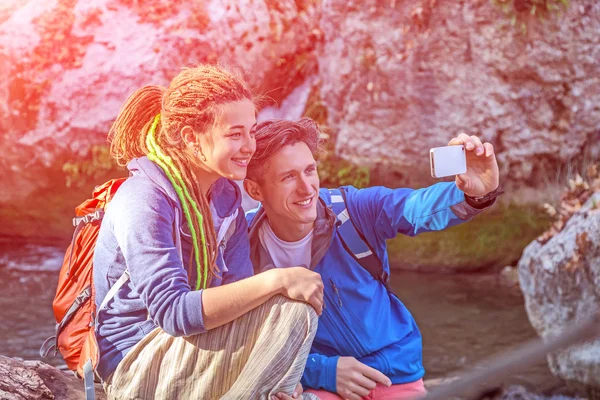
[[0, 239, 561, 391]]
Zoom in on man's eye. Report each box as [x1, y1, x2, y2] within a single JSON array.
[[283, 174, 293, 181]]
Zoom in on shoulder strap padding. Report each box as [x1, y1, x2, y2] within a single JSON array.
[[328, 188, 389, 287]]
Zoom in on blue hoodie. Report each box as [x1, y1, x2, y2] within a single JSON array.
[[93, 157, 253, 380], [248, 183, 491, 392]]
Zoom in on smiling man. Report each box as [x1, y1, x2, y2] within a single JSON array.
[[244, 118, 501, 400]]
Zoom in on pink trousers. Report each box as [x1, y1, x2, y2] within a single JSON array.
[[305, 378, 426, 400]]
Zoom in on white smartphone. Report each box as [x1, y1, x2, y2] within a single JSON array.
[[430, 145, 467, 178]]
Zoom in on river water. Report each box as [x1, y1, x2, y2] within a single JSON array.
[[0, 239, 562, 391]]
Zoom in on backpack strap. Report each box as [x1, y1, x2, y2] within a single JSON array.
[[94, 270, 131, 331], [40, 210, 117, 359], [39, 285, 93, 358], [214, 209, 238, 277], [82, 359, 96, 400], [217, 208, 239, 249], [66, 210, 104, 278], [328, 188, 390, 289], [245, 204, 261, 224]]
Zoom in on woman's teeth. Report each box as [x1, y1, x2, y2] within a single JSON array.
[[232, 158, 249, 166], [296, 198, 311, 206]]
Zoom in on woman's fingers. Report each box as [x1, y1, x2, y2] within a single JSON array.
[[309, 292, 323, 315]]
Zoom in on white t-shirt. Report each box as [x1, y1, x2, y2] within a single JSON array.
[[258, 221, 313, 269]]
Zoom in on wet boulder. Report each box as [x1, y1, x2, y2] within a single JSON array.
[[519, 172, 600, 394], [0, 355, 106, 400]]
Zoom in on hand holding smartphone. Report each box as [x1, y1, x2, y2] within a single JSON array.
[[430, 145, 467, 178]]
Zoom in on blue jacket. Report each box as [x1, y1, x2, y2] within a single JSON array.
[[247, 182, 489, 392], [93, 157, 253, 380]]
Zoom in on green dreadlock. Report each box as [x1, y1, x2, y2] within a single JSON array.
[[145, 114, 209, 290]]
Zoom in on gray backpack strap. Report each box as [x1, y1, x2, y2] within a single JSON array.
[[215, 209, 238, 279], [218, 208, 238, 251], [83, 358, 96, 400], [39, 285, 94, 358], [94, 270, 130, 331]]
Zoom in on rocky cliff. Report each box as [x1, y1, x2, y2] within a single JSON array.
[[1, 0, 599, 241]]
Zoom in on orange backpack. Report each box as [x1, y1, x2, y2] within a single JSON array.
[[40, 178, 127, 386]]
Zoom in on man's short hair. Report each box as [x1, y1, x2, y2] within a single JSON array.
[[246, 118, 322, 182]]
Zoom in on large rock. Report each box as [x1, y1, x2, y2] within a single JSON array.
[[0, 355, 105, 400], [0, 0, 320, 238], [518, 190, 600, 393], [317, 0, 600, 187], [3, 0, 600, 241]]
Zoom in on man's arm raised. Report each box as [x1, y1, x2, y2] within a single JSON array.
[[342, 134, 500, 242]]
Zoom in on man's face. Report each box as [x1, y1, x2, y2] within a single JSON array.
[[254, 142, 320, 225]]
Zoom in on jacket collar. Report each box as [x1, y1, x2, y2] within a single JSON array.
[[248, 196, 337, 273]]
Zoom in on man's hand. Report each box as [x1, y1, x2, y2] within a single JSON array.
[[336, 357, 391, 400], [448, 133, 499, 197]]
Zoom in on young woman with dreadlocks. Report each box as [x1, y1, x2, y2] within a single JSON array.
[[92, 65, 323, 400]]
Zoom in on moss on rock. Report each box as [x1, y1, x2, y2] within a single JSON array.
[[387, 202, 551, 272]]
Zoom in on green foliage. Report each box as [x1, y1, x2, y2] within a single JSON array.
[[302, 86, 371, 189], [62, 145, 125, 188], [387, 202, 552, 272], [318, 152, 371, 189], [493, 0, 570, 33]]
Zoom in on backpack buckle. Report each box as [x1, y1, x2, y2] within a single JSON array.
[[73, 210, 105, 227], [380, 271, 390, 284]]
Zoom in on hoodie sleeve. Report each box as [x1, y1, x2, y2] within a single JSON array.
[[301, 353, 340, 393], [111, 178, 206, 337], [343, 182, 493, 241], [221, 207, 254, 284]]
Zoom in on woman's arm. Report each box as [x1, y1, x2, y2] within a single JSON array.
[[202, 266, 323, 330], [111, 179, 322, 335]]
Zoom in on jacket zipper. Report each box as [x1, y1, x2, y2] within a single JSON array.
[[324, 280, 369, 356], [329, 278, 342, 307], [322, 291, 362, 355]]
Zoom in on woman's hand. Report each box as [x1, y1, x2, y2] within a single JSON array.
[[268, 267, 324, 315], [272, 383, 304, 399]]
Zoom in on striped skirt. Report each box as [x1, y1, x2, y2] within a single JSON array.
[[103, 295, 319, 400]]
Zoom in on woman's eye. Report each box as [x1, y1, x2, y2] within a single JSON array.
[[229, 132, 241, 138]]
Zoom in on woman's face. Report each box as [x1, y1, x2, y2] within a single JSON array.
[[200, 98, 256, 181]]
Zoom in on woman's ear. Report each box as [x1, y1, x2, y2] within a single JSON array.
[[181, 126, 197, 149], [244, 179, 263, 202]]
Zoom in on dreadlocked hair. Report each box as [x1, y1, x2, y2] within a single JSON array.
[[108, 64, 253, 290]]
